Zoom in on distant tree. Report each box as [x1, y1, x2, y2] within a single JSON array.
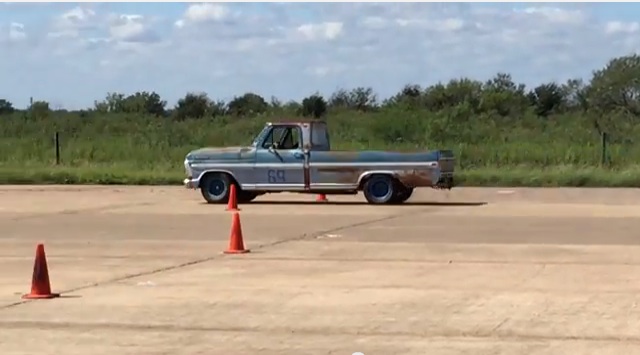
[[0, 99, 15, 115], [94, 91, 166, 116], [478, 73, 529, 116], [104, 92, 126, 113], [282, 100, 302, 113], [399, 84, 422, 98], [328, 88, 350, 108], [587, 54, 640, 116], [560, 78, 589, 112], [349, 87, 378, 111], [173, 92, 214, 120], [227, 92, 268, 117], [328, 87, 377, 111], [31, 100, 50, 119], [300, 93, 327, 118], [423, 79, 483, 112], [527, 83, 565, 117], [386, 84, 423, 108], [209, 99, 227, 117], [122, 91, 167, 117], [269, 96, 282, 109]]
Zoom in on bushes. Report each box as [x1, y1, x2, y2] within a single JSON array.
[[0, 108, 633, 169], [2, 53, 640, 186]]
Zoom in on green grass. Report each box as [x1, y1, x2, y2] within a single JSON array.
[[1, 109, 639, 187]]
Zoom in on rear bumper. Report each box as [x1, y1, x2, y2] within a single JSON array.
[[434, 173, 454, 190]]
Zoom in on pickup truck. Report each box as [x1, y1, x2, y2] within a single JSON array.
[[183, 120, 455, 204]]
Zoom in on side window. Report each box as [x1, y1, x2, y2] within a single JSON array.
[[262, 127, 287, 149], [262, 126, 301, 150], [285, 127, 300, 149], [311, 123, 329, 149]]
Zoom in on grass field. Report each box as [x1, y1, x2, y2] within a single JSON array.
[[2, 109, 639, 187]]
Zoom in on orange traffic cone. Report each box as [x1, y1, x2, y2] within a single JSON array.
[[316, 194, 328, 202], [226, 184, 240, 211], [224, 212, 250, 254], [22, 244, 60, 299]]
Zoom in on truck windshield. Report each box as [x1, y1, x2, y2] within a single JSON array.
[[251, 125, 270, 147]]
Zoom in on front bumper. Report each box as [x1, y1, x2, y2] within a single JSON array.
[[183, 158, 200, 189], [184, 177, 200, 189]]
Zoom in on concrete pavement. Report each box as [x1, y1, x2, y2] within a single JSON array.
[[1, 186, 640, 355]]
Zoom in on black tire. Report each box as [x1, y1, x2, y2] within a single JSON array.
[[200, 172, 232, 204], [237, 191, 259, 203], [363, 174, 396, 204], [390, 185, 414, 204], [397, 187, 414, 203]]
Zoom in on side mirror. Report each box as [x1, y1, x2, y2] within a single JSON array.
[[268, 142, 278, 153]]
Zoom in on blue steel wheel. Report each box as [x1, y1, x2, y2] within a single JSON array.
[[200, 172, 232, 204], [363, 175, 396, 204]]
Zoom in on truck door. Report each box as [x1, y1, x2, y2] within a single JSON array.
[[255, 125, 306, 190]]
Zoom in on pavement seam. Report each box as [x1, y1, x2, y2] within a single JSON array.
[[215, 256, 640, 266], [0, 206, 432, 310], [9, 201, 157, 221], [1, 320, 639, 343]]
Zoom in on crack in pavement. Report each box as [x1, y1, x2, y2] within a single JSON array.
[[1, 319, 639, 344], [0, 206, 434, 310], [216, 255, 640, 266], [8, 201, 158, 221]]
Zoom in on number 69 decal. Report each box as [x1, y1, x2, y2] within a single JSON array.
[[267, 169, 286, 183]]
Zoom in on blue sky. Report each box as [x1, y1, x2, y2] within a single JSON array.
[[2, 2, 640, 110]]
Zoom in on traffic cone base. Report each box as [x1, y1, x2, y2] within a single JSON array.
[[224, 212, 249, 254], [226, 184, 240, 211], [22, 292, 60, 299], [23, 244, 59, 300], [223, 249, 250, 254]]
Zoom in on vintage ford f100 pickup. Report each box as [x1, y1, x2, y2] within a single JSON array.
[[183, 120, 455, 204]]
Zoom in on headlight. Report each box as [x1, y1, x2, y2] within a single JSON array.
[[184, 159, 192, 176]]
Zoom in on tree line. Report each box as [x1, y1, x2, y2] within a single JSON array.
[[1, 53, 639, 132]]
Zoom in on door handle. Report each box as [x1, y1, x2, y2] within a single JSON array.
[[293, 152, 304, 159]]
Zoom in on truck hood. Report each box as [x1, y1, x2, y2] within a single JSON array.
[[186, 146, 251, 161]]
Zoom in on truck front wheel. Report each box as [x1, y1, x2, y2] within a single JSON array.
[[200, 172, 232, 204], [237, 191, 259, 203]]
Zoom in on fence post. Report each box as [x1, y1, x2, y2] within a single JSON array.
[[54, 132, 60, 165], [600, 132, 608, 166]]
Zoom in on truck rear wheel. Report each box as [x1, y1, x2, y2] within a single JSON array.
[[363, 174, 396, 204], [390, 185, 414, 204]]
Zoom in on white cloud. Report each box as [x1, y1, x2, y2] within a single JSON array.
[[175, 3, 230, 28], [108, 14, 159, 43], [49, 6, 97, 38], [605, 21, 640, 35], [184, 3, 228, 22], [2, 3, 640, 110], [521, 6, 587, 25], [8, 22, 26, 41], [296, 22, 343, 41], [360, 16, 387, 30]]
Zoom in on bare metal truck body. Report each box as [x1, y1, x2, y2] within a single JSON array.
[[183, 120, 454, 204]]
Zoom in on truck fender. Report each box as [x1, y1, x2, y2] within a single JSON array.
[[196, 170, 241, 188], [357, 170, 398, 189]]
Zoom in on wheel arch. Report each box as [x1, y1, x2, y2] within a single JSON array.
[[357, 171, 399, 190], [198, 170, 242, 189]]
